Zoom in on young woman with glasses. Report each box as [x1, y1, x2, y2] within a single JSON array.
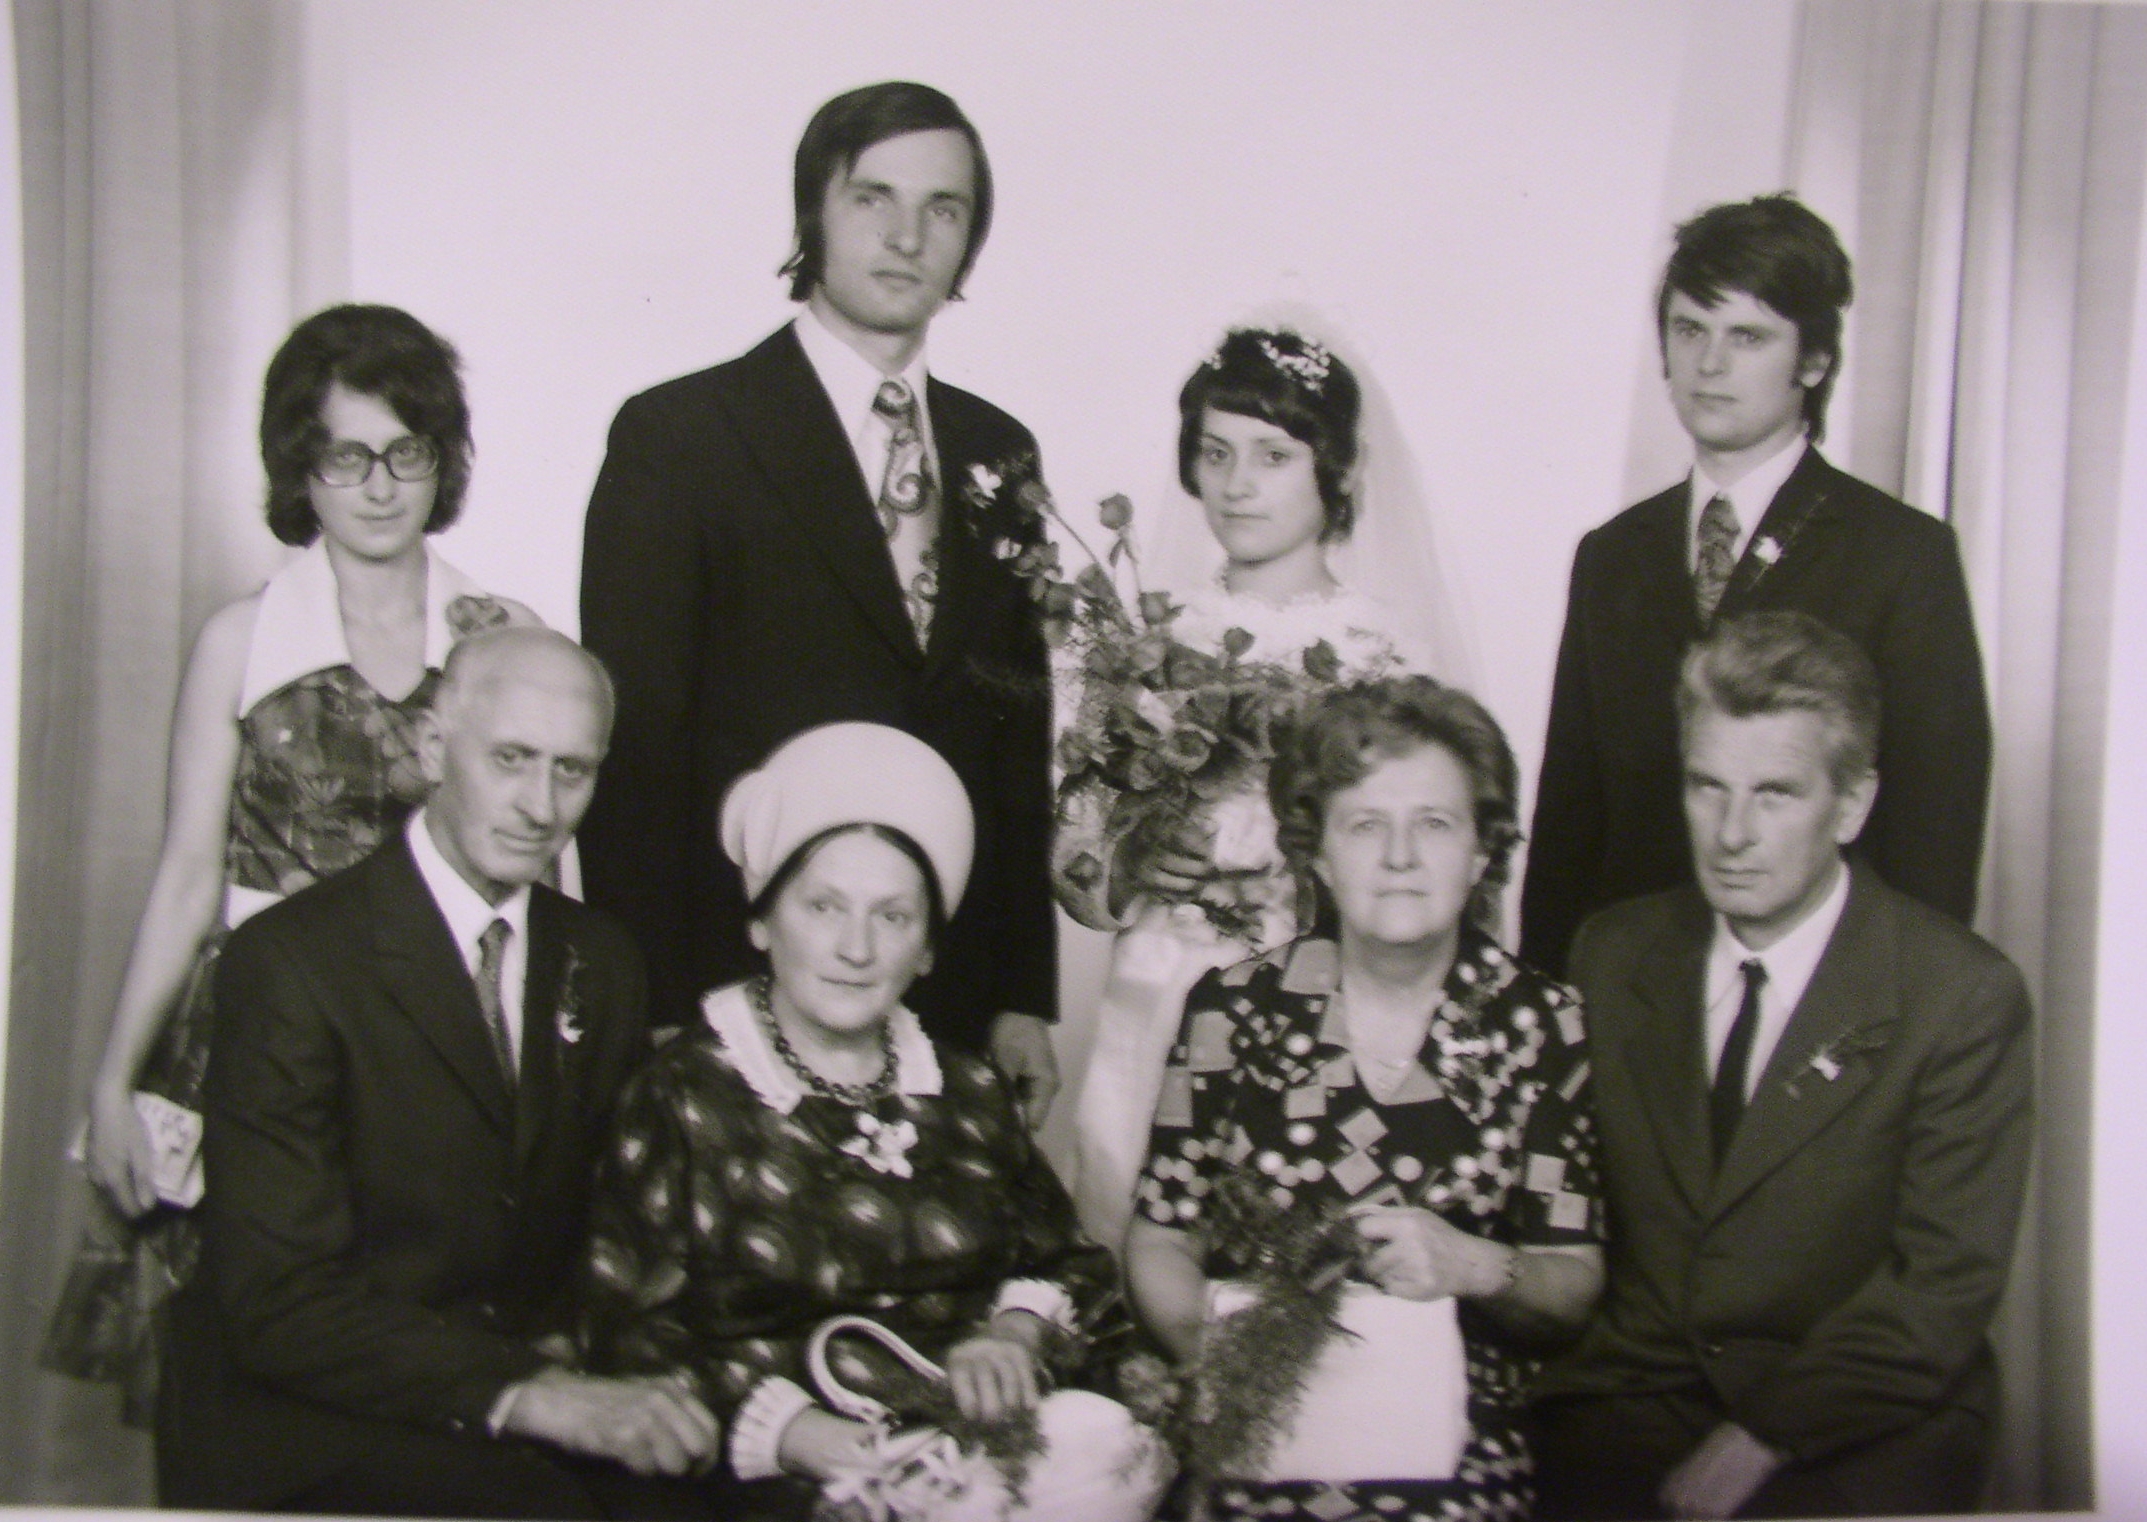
[[41, 304, 537, 1423]]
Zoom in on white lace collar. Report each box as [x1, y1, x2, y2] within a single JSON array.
[[698, 979, 942, 1115], [236, 539, 485, 716]]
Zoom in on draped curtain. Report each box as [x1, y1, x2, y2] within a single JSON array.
[[0, 0, 344, 1500], [1781, 1, 2147, 1508]]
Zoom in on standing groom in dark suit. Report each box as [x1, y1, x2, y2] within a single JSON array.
[[579, 81, 1058, 1117], [1520, 194, 1990, 977], [1531, 612, 2031, 1519], [158, 629, 721, 1516]]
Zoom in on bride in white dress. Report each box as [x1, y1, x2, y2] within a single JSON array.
[[1056, 327, 1461, 1249]]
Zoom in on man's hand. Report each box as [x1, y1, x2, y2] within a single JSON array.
[[497, 1367, 719, 1477], [990, 1012, 1059, 1129], [1659, 1421, 1786, 1519]]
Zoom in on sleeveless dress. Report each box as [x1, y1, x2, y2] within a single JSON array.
[[1056, 581, 1433, 1250], [38, 541, 503, 1424]]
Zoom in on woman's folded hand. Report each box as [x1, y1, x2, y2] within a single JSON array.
[[1349, 1205, 1513, 1302]]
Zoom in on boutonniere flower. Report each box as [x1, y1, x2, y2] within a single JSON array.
[[967, 462, 1003, 499], [556, 945, 586, 1046], [1753, 535, 1783, 565], [1784, 1024, 1889, 1097]]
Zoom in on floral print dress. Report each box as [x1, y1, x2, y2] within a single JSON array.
[[39, 542, 502, 1424], [1138, 931, 1603, 1522]]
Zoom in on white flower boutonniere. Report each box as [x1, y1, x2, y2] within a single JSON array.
[[556, 945, 586, 1046], [1753, 535, 1783, 565], [1784, 1024, 1890, 1098], [968, 462, 1003, 498]]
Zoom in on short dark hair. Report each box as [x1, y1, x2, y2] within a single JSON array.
[[1177, 329, 1363, 540], [1677, 610, 1880, 787], [780, 82, 993, 303], [747, 822, 949, 951], [1656, 194, 1853, 442], [1270, 675, 1520, 936], [259, 305, 472, 547]]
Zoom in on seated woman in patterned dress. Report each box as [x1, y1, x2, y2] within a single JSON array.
[[1125, 677, 1607, 1521], [573, 722, 1125, 1517]]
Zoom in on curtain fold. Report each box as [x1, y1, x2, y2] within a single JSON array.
[[1783, 2, 2147, 1508], [0, 0, 342, 1501]]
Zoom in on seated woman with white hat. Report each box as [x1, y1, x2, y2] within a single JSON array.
[[571, 723, 1154, 1518]]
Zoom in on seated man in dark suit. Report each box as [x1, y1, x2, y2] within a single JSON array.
[[1531, 611, 2031, 1520], [578, 81, 1059, 1122], [1521, 193, 1990, 977], [157, 627, 720, 1517]]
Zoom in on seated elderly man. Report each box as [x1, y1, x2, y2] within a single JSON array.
[[1532, 610, 2031, 1520], [157, 627, 720, 1518]]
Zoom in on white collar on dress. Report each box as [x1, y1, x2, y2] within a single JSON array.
[[236, 539, 484, 715], [698, 979, 942, 1115]]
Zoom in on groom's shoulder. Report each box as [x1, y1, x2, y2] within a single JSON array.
[[616, 326, 799, 417], [927, 374, 1034, 448]]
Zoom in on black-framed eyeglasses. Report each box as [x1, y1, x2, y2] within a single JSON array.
[[311, 435, 440, 487]]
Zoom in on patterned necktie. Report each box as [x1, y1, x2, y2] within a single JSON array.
[[870, 379, 940, 643], [1694, 493, 1740, 623], [1710, 958, 1767, 1165], [475, 918, 516, 1090]]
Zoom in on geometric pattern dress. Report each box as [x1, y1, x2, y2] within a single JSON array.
[[1136, 930, 1604, 1522]]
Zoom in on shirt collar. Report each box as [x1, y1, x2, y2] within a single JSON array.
[[1690, 435, 1807, 565], [1706, 855, 1852, 1011], [795, 305, 931, 439], [697, 979, 942, 1115], [406, 809, 531, 959]]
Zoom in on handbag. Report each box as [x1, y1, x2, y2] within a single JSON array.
[[805, 1314, 1174, 1522], [1204, 1280, 1470, 1482]]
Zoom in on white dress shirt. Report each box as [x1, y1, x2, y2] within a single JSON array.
[[1688, 436, 1808, 572], [406, 810, 531, 1068], [1703, 861, 1852, 1099], [794, 304, 938, 498]]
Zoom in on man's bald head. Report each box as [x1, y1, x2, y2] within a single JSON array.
[[420, 627, 615, 902]]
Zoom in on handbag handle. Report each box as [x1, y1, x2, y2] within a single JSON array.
[[806, 1314, 950, 1427]]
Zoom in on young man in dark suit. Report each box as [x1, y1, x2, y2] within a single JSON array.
[[1531, 612, 2031, 1519], [578, 81, 1058, 1118], [1520, 195, 1990, 977], [158, 629, 721, 1516]]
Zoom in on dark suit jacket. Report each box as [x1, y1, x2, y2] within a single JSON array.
[[1536, 865, 2031, 1475], [156, 836, 650, 1509], [578, 323, 1055, 1043], [1520, 448, 1991, 976]]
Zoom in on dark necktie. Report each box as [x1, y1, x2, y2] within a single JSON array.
[[475, 918, 516, 1089], [1710, 958, 1767, 1164], [870, 378, 939, 642], [1694, 493, 1740, 622]]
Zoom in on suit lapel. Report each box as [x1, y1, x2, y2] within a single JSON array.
[[921, 379, 992, 678], [1716, 447, 1839, 615], [723, 326, 921, 662], [1620, 897, 1716, 1216], [514, 890, 574, 1164], [1628, 488, 1706, 645], [1709, 869, 1901, 1214], [366, 839, 514, 1137]]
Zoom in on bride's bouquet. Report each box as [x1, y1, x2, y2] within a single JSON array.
[[975, 460, 1344, 940]]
